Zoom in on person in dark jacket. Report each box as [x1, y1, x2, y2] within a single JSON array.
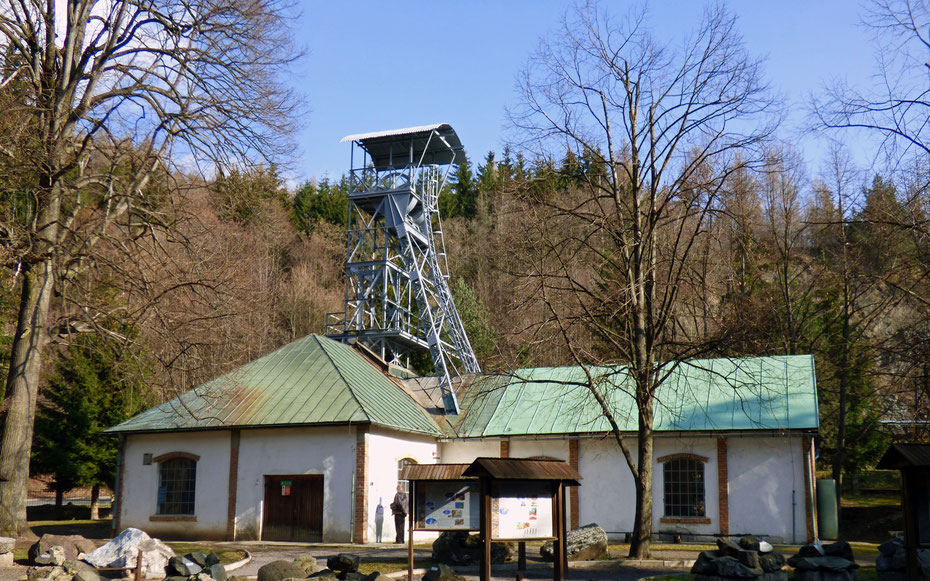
[[390, 484, 408, 543]]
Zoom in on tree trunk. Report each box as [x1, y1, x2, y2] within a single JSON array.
[[629, 389, 654, 559], [55, 487, 63, 508], [0, 258, 56, 535], [90, 485, 100, 520]]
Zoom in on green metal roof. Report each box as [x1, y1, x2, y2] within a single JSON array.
[[108, 335, 440, 435], [452, 355, 818, 437]]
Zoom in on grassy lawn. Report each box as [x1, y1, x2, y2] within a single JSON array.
[[356, 558, 436, 575]]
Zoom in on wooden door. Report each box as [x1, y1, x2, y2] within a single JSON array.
[[262, 474, 324, 541]]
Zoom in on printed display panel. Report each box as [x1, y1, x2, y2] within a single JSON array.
[[414, 481, 479, 530], [491, 481, 554, 540]]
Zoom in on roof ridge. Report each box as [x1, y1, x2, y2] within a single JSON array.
[[315, 336, 372, 424]]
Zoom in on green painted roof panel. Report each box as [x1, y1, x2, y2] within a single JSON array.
[[454, 355, 818, 437], [108, 335, 440, 435]]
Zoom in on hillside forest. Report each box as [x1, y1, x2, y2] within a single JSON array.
[[1, 0, 929, 544]]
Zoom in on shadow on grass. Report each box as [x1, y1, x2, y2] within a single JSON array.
[[28, 519, 113, 540]]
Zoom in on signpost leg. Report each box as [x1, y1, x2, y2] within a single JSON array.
[[553, 483, 563, 581], [481, 479, 491, 581], [560, 484, 568, 574], [408, 488, 414, 581], [517, 542, 526, 571]]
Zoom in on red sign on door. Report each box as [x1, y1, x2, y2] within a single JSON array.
[[281, 480, 292, 496]]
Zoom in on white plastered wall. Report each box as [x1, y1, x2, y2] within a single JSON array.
[[438, 439, 499, 463], [234, 425, 356, 541], [119, 431, 230, 539], [727, 435, 809, 543], [365, 427, 439, 543], [577, 436, 637, 535]]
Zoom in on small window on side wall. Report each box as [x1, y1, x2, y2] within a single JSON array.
[[157, 457, 197, 515], [663, 457, 705, 518], [398, 458, 417, 493]]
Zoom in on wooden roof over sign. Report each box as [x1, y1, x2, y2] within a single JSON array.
[[877, 443, 930, 469], [401, 463, 475, 481], [462, 457, 582, 484]]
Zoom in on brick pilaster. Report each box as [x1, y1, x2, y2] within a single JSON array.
[[500, 440, 509, 458], [716, 437, 729, 536], [569, 438, 580, 530], [226, 429, 240, 540], [354, 427, 369, 543], [803, 436, 815, 541]]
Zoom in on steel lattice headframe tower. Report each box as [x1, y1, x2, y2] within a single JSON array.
[[325, 124, 480, 414]]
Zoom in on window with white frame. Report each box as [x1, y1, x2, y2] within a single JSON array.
[[156, 455, 197, 515], [663, 456, 706, 518], [397, 458, 417, 493]]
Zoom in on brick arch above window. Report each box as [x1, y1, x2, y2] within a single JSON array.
[[656, 453, 709, 464], [153, 451, 200, 463]]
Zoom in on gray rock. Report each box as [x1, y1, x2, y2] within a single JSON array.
[[788, 555, 859, 572], [71, 569, 100, 581], [35, 547, 66, 567], [422, 564, 466, 581], [339, 572, 367, 581], [876, 572, 907, 581], [540, 523, 608, 562], [229, 576, 251, 581], [796, 542, 826, 558], [716, 538, 760, 569], [739, 535, 761, 551], [690, 551, 722, 575], [759, 541, 774, 553], [196, 574, 216, 581], [758, 572, 788, 581], [879, 537, 903, 557], [207, 563, 227, 581], [294, 555, 320, 575], [205, 553, 222, 567], [715, 556, 762, 578], [309, 570, 338, 581], [431, 531, 513, 566], [26, 567, 58, 581], [823, 541, 855, 562], [168, 556, 203, 576], [0, 536, 15, 554], [327, 554, 360, 573], [793, 571, 859, 581], [188, 552, 209, 567], [258, 560, 309, 581], [365, 573, 391, 581], [29, 536, 97, 564], [165, 577, 191, 581], [758, 551, 786, 572]]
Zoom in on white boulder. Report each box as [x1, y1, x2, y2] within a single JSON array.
[[83, 528, 175, 578]]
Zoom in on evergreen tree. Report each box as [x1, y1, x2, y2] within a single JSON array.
[[32, 329, 149, 517], [291, 177, 349, 234], [451, 277, 497, 360]]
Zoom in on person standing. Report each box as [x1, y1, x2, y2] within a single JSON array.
[[390, 484, 408, 544]]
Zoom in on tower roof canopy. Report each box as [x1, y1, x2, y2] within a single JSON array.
[[342, 123, 463, 170]]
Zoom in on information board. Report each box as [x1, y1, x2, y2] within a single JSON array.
[[414, 481, 479, 530], [491, 481, 554, 540]]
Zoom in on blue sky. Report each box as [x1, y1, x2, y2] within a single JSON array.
[[291, 1, 876, 186]]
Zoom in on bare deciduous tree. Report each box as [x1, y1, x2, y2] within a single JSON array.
[[509, 1, 776, 557], [813, 0, 930, 161], [0, 0, 299, 534]]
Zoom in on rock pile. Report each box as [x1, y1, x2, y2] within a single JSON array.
[[690, 536, 787, 580], [30, 535, 97, 565], [875, 535, 930, 580], [540, 523, 608, 562], [256, 553, 390, 581], [0, 536, 15, 567], [431, 532, 514, 566], [786, 541, 859, 581], [164, 551, 228, 581]]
